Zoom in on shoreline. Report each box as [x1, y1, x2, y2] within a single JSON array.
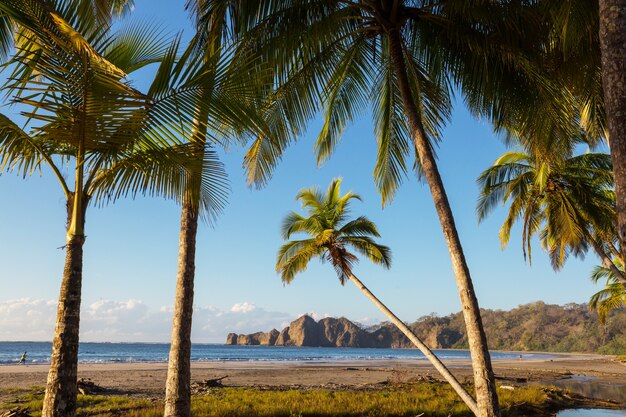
[[1, 353, 624, 404]]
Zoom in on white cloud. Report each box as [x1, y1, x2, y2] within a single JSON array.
[[0, 298, 56, 341], [230, 302, 256, 313], [0, 298, 294, 343]]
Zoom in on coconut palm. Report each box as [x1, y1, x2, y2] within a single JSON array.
[[277, 178, 480, 415], [0, 2, 234, 416], [231, 3, 560, 414], [538, 0, 626, 268], [161, 3, 285, 415], [477, 147, 626, 288], [589, 259, 626, 323], [597, 0, 626, 264], [0, 0, 135, 62]]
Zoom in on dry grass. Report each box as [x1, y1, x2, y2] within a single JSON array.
[[0, 384, 569, 417]]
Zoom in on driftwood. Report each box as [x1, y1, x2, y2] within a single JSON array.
[[77, 378, 106, 395], [0, 408, 31, 417], [191, 376, 228, 394]]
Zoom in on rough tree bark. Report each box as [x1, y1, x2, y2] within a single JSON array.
[[348, 273, 479, 415], [163, 91, 210, 417], [163, 196, 199, 417], [598, 0, 626, 263], [42, 193, 86, 417], [388, 29, 500, 417]]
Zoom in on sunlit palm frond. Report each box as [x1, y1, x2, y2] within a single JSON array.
[[277, 178, 391, 285], [88, 142, 228, 222], [102, 21, 170, 73], [478, 147, 616, 271], [589, 260, 626, 323], [315, 35, 372, 165], [341, 236, 391, 269], [338, 216, 380, 238], [276, 238, 323, 284], [372, 43, 411, 206], [281, 211, 323, 240]]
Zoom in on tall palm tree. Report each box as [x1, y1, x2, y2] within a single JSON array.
[[477, 147, 625, 288], [0, 2, 229, 416], [277, 178, 480, 415], [232, 3, 559, 414], [598, 0, 626, 265], [161, 4, 283, 416]]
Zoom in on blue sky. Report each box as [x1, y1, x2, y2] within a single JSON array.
[[0, 0, 605, 343]]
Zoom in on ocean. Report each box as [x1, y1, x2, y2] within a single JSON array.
[[0, 341, 554, 365]]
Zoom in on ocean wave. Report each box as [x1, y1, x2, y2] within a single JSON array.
[[0, 342, 556, 366]]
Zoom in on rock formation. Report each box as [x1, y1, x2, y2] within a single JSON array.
[[226, 329, 280, 346], [224, 302, 626, 353], [230, 315, 377, 347]]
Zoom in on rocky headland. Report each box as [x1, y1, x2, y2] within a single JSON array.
[[226, 301, 626, 353]]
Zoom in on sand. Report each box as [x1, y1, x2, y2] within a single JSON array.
[[0, 352, 624, 402]]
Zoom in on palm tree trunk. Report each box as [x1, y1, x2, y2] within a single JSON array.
[[42, 192, 86, 417], [163, 196, 199, 417], [163, 90, 211, 417], [599, 0, 626, 263], [388, 30, 500, 417], [348, 273, 480, 415]]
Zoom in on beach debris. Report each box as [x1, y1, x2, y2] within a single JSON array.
[[191, 376, 228, 394], [77, 378, 106, 395], [0, 408, 32, 417]]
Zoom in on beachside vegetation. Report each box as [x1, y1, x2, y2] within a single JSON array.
[[231, 2, 559, 413], [476, 137, 626, 320], [477, 150, 615, 271], [0, 1, 233, 415], [1, 384, 568, 417], [276, 178, 479, 414], [0, 1, 624, 417], [160, 5, 283, 416]]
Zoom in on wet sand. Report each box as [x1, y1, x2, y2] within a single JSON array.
[[0, 352, 624, 402]]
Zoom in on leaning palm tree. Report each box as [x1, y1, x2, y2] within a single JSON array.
[[277, 178, 480, 415], [589, 259, 626, 323], [234, 3, 559, 414], [0, 2, 228, 416], [477, 147, 626, 288]]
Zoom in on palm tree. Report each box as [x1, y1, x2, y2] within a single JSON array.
[[598, 0, 626, 265], [589, 259, 626, 323], [277, 178, 480, 415], [477, 147, 626, 288], [538, 0, 626, 272], [161, 4, 283, 416], [232, 3, 559, 414], [0, 3, 228, 416]]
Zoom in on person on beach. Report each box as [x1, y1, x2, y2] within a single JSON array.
[[19, 351, 26, 365]]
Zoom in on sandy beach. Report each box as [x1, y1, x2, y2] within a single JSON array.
[[1, 353, 624, 402]]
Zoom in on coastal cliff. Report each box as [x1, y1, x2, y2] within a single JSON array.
[[225, 302, 626, 354]]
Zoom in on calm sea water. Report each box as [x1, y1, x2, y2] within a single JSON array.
[[0, 342, 553, 365], [557, 410, 626, 417]]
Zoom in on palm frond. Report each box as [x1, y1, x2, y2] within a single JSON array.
[[342, 236, 392, 269], [277, 178, 391, 286]]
